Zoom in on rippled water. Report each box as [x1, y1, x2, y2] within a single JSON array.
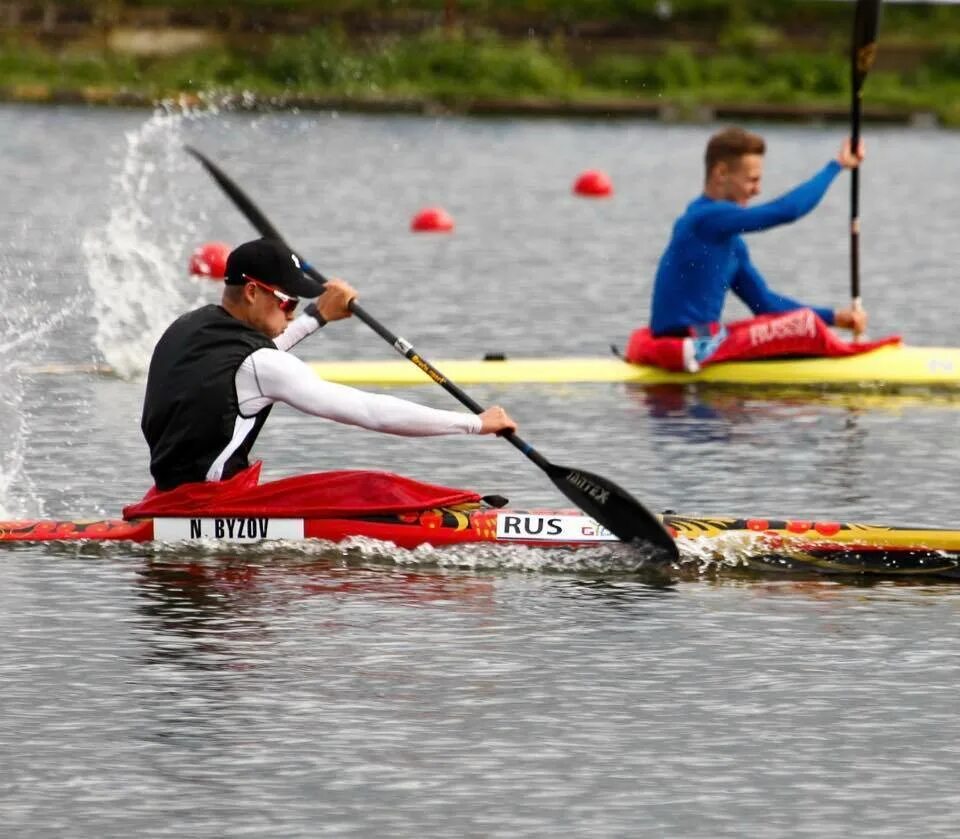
[[2, 102, 960, 836]]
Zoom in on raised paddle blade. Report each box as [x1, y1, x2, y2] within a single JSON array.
[[852, 0, 882, 93], [185, 144, 329, 287], [546, 462, 678, 559], [184, 145, 285, 242]]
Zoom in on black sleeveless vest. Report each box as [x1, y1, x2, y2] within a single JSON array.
[[141, 305, 276, 491]]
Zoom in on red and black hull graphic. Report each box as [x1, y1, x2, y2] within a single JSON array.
[[2, 510, 960, 577], [0, 519, 154, 542], [663, 515, 960, 577]]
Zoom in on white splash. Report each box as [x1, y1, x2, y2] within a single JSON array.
[[0, 378, 34, 519], [0, 259, 50, 518], [82, 100, 220, 380]]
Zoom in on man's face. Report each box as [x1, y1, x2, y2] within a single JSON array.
[[719, 153, 764, 206], [248, 282, 297, 338]]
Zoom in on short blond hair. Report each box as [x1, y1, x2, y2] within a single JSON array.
[[705, 127, 765, 177]]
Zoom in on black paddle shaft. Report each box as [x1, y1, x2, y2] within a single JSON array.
[[849, 0, 883, 304], [183, 145, 679, 558]]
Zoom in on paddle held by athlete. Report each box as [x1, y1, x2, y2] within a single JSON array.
[[141, 237, 517, 491], [649, 127, 867, 339]]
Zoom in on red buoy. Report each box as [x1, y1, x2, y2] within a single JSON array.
[[573, 170, 613, 198], [411, 207, 454, 233], [189, 241, 231, 279]]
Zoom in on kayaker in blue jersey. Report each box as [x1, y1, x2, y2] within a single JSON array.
[[636, 127, 867, 371], [142, 237, 517, 492]]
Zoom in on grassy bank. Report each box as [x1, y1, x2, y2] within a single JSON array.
[[72, 0, 960, 35], [3, 9, 960, 124]]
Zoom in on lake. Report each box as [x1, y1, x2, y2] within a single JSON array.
[[2, 102, 960, 837]]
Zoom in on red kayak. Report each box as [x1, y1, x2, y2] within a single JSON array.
[[2, 466, 960, 578], [0, 466, 625, 548]]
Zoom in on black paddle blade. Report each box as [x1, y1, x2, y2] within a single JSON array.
[[547, 463, 679, 560], [185, 144, 329, 287], [184, 145, 284, 241], [852, 0, 882, 89]]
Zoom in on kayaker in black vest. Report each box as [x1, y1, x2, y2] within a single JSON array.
[[141, 237, 517, 491]]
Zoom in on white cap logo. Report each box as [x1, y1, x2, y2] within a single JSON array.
[[291, 253, 301, 269]]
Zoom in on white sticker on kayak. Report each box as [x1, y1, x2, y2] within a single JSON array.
[[153, 517, 305, 542], [495, 512, 619, 542]]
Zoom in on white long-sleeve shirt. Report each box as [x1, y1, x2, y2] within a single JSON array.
[[234, 312, 482, 437]]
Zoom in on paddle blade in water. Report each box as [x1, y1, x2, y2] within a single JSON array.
[[547, 464, 678, 560]]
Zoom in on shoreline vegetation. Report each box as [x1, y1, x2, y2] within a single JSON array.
[[2, 1, 960, 125]]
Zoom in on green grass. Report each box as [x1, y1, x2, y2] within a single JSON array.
[[3, 22, 960, 125]]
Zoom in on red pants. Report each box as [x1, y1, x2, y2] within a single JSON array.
[[624, 309, 900, 372]]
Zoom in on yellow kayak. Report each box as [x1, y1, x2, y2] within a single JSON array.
[[27, 344, 960, 390], [305, 344, 960, 389]]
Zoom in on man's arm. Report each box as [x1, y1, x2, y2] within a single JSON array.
[[730, 241, 835, 323], [240, 349, 482, 435], [698, 160, 843, 238], [235, 348, 522, 437], [273, 308, 323, 352], [273, 278, 356, 352]]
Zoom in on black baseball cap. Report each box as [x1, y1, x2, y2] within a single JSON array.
[[224, 238, 324, 297]]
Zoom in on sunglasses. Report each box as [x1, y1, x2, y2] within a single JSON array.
[[243, 275, 300, 314]]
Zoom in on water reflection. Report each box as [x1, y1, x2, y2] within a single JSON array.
[[134, 555, 496, 670], [562, 575, 678, 601], [633, 382, 960, 424], [622, 382, 932, 516], [743, 578, 960, 598], [631, 382, 875, 460], [637, 384, 742, 444]]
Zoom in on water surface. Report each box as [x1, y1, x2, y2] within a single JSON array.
[[2, 103, 959, 837]]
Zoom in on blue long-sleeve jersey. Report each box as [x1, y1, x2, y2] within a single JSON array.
[[649, 160, 843, 336]]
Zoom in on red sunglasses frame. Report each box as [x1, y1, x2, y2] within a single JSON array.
[[243, 274, 300, 314]]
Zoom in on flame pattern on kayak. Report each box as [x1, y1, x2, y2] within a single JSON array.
[[0, 519, 152, 541], [3, 509, 960, 578]]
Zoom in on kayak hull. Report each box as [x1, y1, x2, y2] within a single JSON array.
[[0, 519, 153, 542], [303, 345, 960, 388], [4, 509, 960, 577]]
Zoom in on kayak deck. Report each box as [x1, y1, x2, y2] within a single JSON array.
[[302, 344, 960, 388], [3, 509, 960, 578], [22, 344, 960, 390]]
